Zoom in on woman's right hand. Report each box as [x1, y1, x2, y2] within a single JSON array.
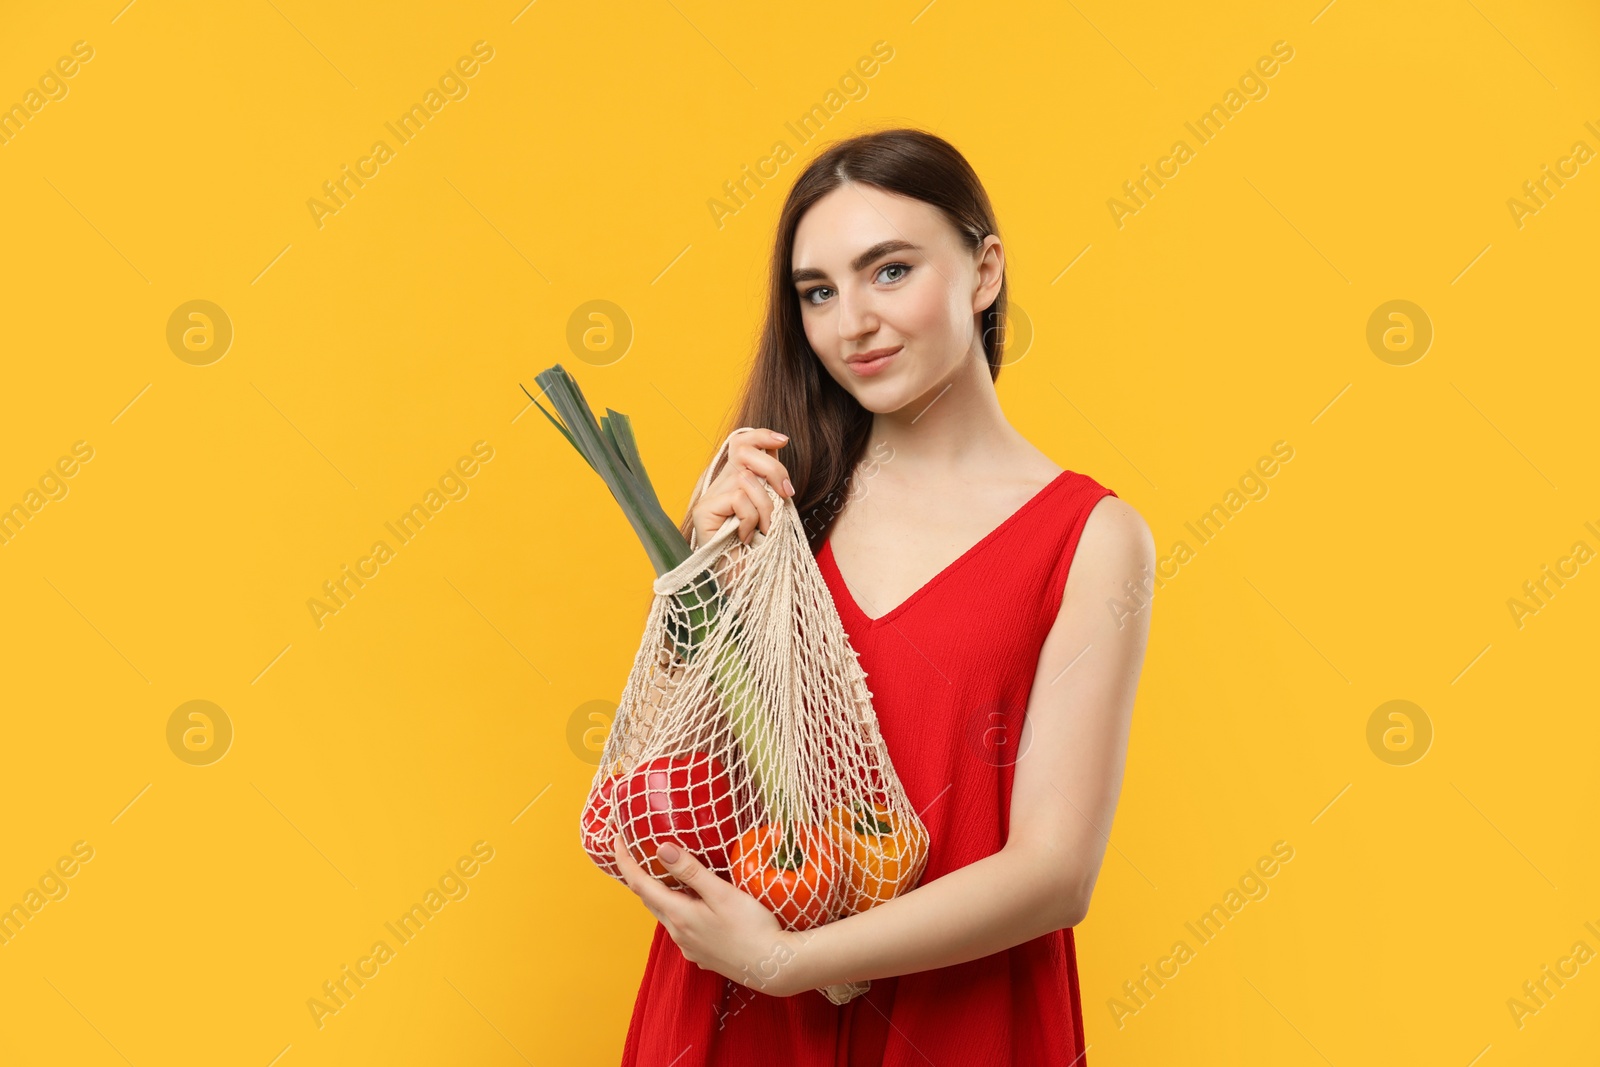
[[691, 428, 795, 546]]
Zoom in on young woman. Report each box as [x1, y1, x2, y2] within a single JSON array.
[[611, 127, 1154, 1066]]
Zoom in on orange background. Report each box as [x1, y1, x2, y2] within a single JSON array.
[[1, 1, 1597, 1064]]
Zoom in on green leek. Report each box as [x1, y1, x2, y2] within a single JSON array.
[[526, 364, 779, 818]]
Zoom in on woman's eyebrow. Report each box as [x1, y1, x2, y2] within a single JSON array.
[[791, 239, 922, 285]]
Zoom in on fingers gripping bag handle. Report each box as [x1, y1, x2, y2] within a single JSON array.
[[580, 424, 929, 1008], [656, 427, 787, 598]]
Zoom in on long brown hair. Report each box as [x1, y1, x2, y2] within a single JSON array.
[[680, 126, 1010, 549]]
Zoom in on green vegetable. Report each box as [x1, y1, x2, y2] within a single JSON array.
[[525, 364, 689, 578], [526, 364, 778, 816]]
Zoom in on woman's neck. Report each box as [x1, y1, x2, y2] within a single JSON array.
[[868, 345, 1029, 478]]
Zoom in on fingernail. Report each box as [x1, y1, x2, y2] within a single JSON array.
[[657, 842, 681, 864], [774, 432, 789, 441], [783, 478, 795, 497]]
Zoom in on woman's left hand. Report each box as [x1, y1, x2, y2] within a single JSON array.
[[612, 831, 806, 997]]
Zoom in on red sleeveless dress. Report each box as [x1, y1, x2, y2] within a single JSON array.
[[618, 468, 1117, 1067]]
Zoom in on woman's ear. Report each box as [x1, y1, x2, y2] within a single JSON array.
[[973, 234, 1004, 313]]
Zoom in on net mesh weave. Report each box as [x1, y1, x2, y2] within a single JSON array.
[[579, 428, 930, 1005]]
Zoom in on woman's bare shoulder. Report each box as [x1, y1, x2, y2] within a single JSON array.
[[1076, 494, 1155, 577]]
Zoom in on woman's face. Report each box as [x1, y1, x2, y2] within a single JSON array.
[[791, 182, 1002, 415]]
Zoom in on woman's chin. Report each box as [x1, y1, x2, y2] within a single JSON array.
[[853, 375, 955, 418], [847, 382, 909, 414]]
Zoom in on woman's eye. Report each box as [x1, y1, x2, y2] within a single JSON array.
[[801, 264, 910, 306]]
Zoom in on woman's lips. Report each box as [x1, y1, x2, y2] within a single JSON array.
[[846, 347, 900, 377]]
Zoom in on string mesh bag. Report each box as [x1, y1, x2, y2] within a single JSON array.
[[580, 427, 931, 1005]]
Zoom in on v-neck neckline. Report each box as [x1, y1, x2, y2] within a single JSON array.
[[820, 469, 1073, 629]]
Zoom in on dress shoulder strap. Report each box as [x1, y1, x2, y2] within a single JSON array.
[[1042, 471, 1119, 607]]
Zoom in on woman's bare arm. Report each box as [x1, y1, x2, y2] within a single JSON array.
[[775, 495, 1154, 991]]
